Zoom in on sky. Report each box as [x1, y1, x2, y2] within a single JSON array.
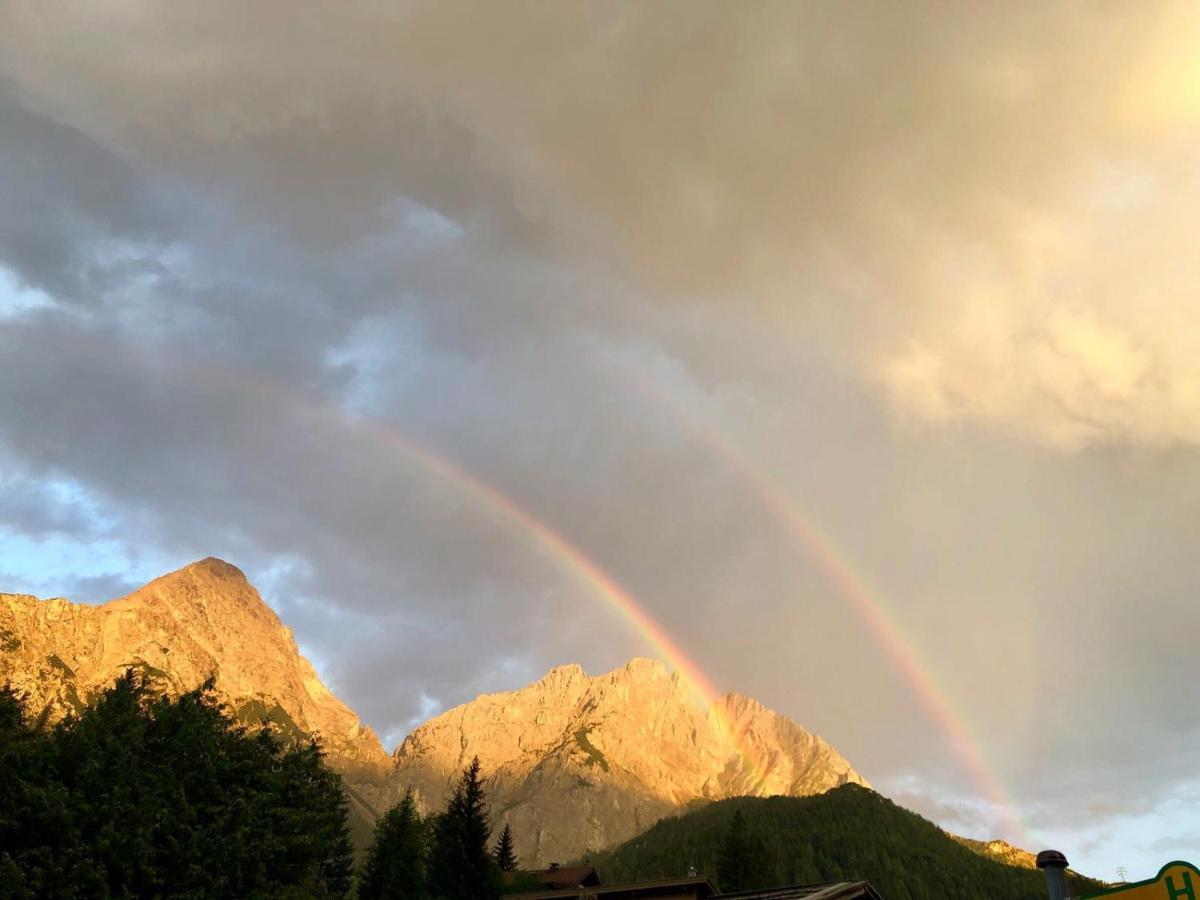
[[1, 1, 1198, 880]]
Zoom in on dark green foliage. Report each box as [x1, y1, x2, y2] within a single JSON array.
[[494, 823, 518, 872], [717, 808, 766, 891], [236, 697, 309, 744], [590, 785, 1105, 900], [573, 728, 610, 772], [359, 789, 427, 899], [0, 671, 354, 898], [427, 756, 502, 900], [0, 684, 27, 737]]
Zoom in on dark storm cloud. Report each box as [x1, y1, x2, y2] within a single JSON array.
[[1, 1, 1198, 875], [0, 81, 175, 305]]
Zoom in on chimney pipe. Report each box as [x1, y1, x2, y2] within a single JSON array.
[[1037, 850, 1071, 900]]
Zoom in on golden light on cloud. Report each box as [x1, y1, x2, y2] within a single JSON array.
[[1119, 6, 1200, 133]]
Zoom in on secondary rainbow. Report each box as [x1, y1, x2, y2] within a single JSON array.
[[610, 360, 1029, 843], [702, 427, 1027, 842]]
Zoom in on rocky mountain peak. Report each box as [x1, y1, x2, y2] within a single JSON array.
[[0, 560, 392, 815], [118, 557, 275, 623], [536, 662, 587, 691], [389, 658, 867, 866], [187, 556, 249, 580], [4, 562, 869, 867], [618, 656, 668, 676]]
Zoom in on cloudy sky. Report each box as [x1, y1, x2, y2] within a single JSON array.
[[2, 1, 1198, 879]]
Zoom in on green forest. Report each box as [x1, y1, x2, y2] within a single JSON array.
[[1, 676, 1098, 899], [0, 675, 522, 899], [0, 674, 354, 898], [588, 787, 1104, 900]]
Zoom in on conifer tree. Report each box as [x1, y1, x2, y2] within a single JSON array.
[[358, 789, 426, 899], [494, 823, 517, 872], [0, 672, 354, 897], [427, 756, 500, 899], [717, 808, 752, 891]]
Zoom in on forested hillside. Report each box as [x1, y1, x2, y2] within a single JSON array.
[[0, 674, 354, 897], [588, 786, 1103, 900]]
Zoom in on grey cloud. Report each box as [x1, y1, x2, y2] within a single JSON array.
[[9, 3, 1200, 446], [0, 81, 174, 304], [1, 3, 1198, 878]]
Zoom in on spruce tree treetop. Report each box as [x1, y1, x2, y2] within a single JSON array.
[[717, 807, 751, 892], [358, 788, 426, 900], [494, 823, 518, 872], [427, 756, 501, 900]]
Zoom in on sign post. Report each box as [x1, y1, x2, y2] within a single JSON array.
[[1080, 862, 1200, 900]]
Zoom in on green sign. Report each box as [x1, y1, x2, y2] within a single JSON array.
[[1081, 862, 1200, 900]]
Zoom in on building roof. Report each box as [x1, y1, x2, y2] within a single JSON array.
[[715, 882, 884, 900], [505, 874, 721, 899], [510, 865, 601, 890]]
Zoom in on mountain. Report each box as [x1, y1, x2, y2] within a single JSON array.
[[389, 657, 867, 866], [587, 786, 1105, 900], [953, 836, 1039, 870], [13, 559, 1036, 876], [0, 558, 392, 836]]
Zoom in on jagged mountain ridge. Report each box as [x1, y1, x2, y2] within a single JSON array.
[[390, 658, 867, 866], [2, 558, 864, 866], [0, 558, 393, 818]]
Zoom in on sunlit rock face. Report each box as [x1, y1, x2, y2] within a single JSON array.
[[389, 657, 867, 867], [953, 836, 1040, 870], [0, 558, 393, 819], [1, 559, 865, 866]]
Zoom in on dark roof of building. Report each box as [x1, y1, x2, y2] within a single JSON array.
[[508, 865, 601, 889], [505, 874, 721, 899], [715, 882, 884, 900]]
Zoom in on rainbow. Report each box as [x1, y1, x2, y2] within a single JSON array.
[[331, 412, 776, 790], [605, 360, 1029, 844], [105, 340, 1011, 822], [93, 347, 773, 790], [697, 428, 1027, 841], [181, 359, 769, 787]]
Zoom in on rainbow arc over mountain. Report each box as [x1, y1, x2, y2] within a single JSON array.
[[207, 359, 1025, 841], [335, 413, 777, 792]]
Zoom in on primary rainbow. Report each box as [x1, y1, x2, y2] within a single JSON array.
[[206, 357, 1003, 813], [178, 358, 772, 786], [86, 337, 1019, 820], [336, 414, 776, 789]]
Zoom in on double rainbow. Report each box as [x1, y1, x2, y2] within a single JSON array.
[[175, 351, 1024, 838]]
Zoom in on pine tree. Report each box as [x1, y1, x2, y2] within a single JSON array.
[[427, 756, 500, 899], [494, 823, 517, 872], [359, 789, 426, 899], [717, 808, 751, 891], [0, 672, 355, 897]]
